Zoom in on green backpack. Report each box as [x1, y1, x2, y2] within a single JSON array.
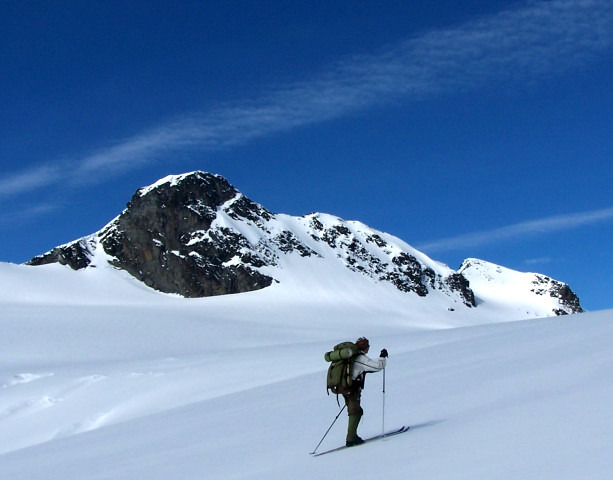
[[325, 341, 359, 395]]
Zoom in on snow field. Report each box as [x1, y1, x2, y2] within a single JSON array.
[[1, 262, 612, 479]]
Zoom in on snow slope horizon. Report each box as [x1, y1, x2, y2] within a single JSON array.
[[0, 251, 578, 328], [1, 261, 612, 479]]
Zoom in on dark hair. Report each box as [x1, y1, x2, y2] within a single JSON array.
[[355, 337, 370, 351]]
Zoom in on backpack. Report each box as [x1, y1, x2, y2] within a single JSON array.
[[325, 341, 359, 395]]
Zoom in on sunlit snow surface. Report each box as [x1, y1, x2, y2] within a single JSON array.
[[1, 261, 611, 480]]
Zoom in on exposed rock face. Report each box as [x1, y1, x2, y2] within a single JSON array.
[[532, 275, 583, 315], [302, 216, 476, 307], [444, 273, 476, 307], [101, 174, 277, 296], [30, 237, 95, 270], [30, 173, 274, 297], [28, 171, 582, 315]]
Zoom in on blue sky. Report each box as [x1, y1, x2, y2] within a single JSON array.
[[1, 0, 612, 310]]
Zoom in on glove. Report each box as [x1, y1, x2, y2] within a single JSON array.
[[380, 349, 388, 358]]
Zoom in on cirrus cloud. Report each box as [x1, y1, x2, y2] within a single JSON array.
[[1, 0, 612, 198], [416, 206, 613, 253]]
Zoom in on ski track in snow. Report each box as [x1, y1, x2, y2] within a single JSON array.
[[1, 372, 55, 388], [0, 375, 107, 422]]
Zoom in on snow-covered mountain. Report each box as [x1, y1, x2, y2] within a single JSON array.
[[28, 171, 582, 318]]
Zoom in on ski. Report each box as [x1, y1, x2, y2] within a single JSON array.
[[310, 426, 410, 456]]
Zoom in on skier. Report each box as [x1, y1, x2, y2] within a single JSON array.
[[343, 337, 388, 446]]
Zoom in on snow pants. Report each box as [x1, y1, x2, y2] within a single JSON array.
[[342, 388, 363, 442], [342, 389, 363, 417]]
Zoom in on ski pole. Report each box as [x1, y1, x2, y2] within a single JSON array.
[[381, 367, 386, 437], [310, 404, 346, 454]]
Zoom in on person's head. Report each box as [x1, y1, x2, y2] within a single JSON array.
[[355, 337, 370, 353]]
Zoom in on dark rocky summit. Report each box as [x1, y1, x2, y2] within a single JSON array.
[[29, 173, 274, 297]]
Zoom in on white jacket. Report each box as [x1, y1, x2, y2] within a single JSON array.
[[351, 353, 386, 381]]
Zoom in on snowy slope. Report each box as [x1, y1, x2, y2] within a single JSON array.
[[460, 258, 583, 317], [1, 262, 612, 480]]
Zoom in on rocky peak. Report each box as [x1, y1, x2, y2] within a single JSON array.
[[99, 172, 274, 296], [29, 172, 275, 296]]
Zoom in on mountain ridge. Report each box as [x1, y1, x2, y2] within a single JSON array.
[[28, 171, 582, 317]]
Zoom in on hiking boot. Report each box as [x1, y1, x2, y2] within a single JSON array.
[[346, 413, 362, 446], [346, 436, 364, 447]]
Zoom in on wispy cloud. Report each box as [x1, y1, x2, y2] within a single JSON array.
[[522, 257, 554, 266], [416, 206, 613, 253], [1, 0, 612, 197], [0, 202, 61, 227], [0, 164, 64, 196]]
